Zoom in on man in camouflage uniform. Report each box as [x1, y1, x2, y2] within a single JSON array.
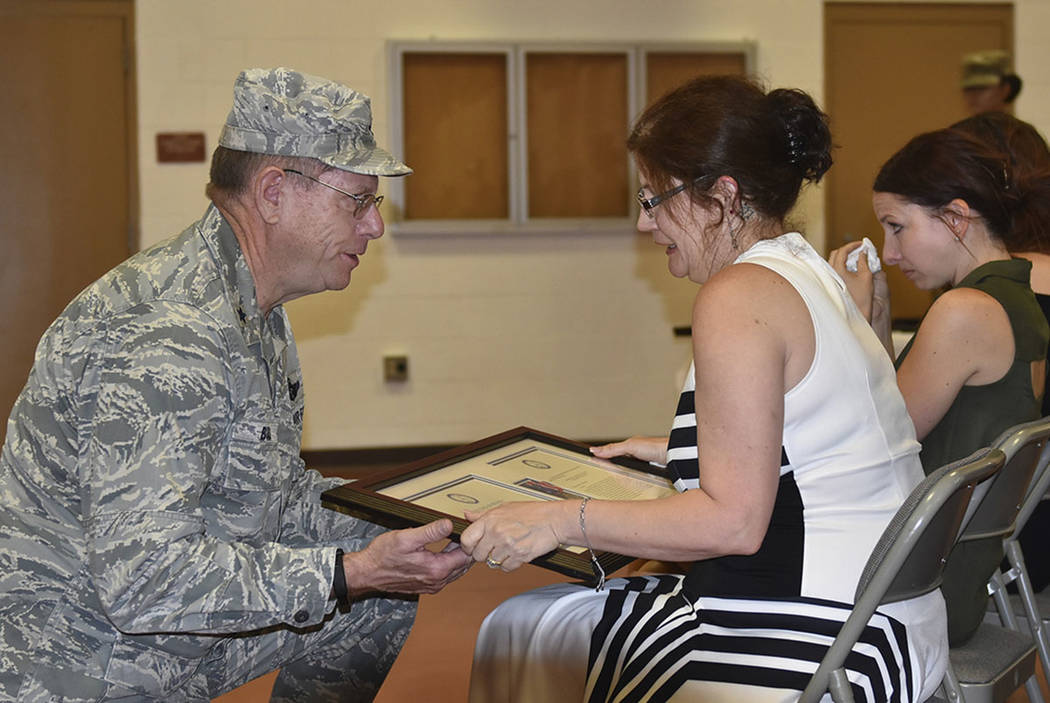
[[0, 67, 473, 702]]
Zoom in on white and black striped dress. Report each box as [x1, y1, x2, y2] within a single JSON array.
[[469, 233, 948, 703]]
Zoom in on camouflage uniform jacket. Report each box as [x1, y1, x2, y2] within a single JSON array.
[[0, 205, 343, 697]]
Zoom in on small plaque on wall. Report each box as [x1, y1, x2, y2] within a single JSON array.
[[156, 132, 206, 163]]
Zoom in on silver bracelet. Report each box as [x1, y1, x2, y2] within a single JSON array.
[[579, 497, 606, 592]]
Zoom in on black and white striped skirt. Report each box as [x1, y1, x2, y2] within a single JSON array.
[[469, 574, 943, 703]]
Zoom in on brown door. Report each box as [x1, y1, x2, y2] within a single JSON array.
[[824, 2, 1012, 322], [0, 0, 137, 430], [639, 51, 749, 332]]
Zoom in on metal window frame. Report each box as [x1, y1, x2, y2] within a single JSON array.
[[388, 39, 757, 236]]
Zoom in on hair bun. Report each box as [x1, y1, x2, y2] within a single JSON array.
[[767, 88, 833, 182], [627, 75, 833, 221]]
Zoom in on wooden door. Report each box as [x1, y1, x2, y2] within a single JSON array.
[[644, 51, 748, 105], [0, 0, 136, 430], [639, 51, 750, 334], [824, 3, 1012, 322]]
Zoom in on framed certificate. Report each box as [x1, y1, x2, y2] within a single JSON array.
[[321, 426, 675, 583]]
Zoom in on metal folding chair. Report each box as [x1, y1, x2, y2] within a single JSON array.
[[799, 447, 1004, 703], [942, 417, 1050, 703], [986, 420, 1050, 697]]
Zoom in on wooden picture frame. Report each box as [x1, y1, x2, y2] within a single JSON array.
[[321, 426, 674, 583]]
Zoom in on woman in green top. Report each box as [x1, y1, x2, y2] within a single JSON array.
[[832, 127, 1050, 646]]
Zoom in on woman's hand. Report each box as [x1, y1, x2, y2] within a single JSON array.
[[459, 501, 571, 572], [869, 267, 892, 346], [828, 240, 878, 321], [589, 436, 668, 464], [829, 240, 893, 353]]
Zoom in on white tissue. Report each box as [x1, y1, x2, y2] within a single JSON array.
[[845, 237, 882, 273]]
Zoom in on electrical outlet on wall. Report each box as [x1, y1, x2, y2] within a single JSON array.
[[383, 354, 409, 382]]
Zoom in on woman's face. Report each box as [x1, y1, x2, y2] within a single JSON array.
[[636, 171, 725, 284], [872, 191, 960, 289]]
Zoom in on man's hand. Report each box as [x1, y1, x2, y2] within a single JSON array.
[[342, 519, 473, 596]]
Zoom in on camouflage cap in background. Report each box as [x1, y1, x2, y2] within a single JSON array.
[[960, 50, 1013, 89], [218, 67, 412, 177]]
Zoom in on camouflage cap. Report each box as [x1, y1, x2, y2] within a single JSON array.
[[218, 67, 411, 177], [961, 50, 1012, 89]]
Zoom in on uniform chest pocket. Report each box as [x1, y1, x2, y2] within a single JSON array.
[[220, 417, 284, 491], [207, 416, 287, 543]]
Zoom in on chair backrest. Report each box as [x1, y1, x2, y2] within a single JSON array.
[[801, 448, 1003, 703], [958, 417, 1050, 543], [855, 447, 1004, 604], [1009, 421, 1050, 538]]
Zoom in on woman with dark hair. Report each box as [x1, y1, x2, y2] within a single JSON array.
[[952, 111, 1050, 182], [832, 127, 1050, 647], [951, 112, 1050, 594], [949, 111, 1050, 415], [462, 76, 947, 703]]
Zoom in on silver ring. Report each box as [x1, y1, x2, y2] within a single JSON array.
[[485, 557, 502, 569]]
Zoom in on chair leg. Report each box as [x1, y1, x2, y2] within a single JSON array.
[[1007, 541, 1050, 678], [1000, 542, 1049, 703], [828, 668, 856, 703], [1025, 675, 1046, 703], [988, 561, 1046, 703], [941, 663, 966, 703], [990, 570, 1023, 630]]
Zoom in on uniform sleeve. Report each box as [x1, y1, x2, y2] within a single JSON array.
[[278, 468, 389, 549], [81, 303, 336, 634]]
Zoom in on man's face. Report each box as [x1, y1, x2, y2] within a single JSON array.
[[273, 167, 384, 302], [963, 82, 1011, 114]]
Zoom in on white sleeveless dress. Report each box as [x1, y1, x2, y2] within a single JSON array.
[[468, 233, 948, 703]]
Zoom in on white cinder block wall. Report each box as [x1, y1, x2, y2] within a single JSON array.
[[135, 0, 1050, 449]]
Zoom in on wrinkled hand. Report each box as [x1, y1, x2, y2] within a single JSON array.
[[589, 436, 668, 464], [829, 241, 878, 322], [870, 267, 891, 335], [460, 502, 566, 572], [343, 519, 473, 596]]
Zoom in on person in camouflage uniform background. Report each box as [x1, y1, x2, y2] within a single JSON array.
[[0, 67, 473, 702]]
